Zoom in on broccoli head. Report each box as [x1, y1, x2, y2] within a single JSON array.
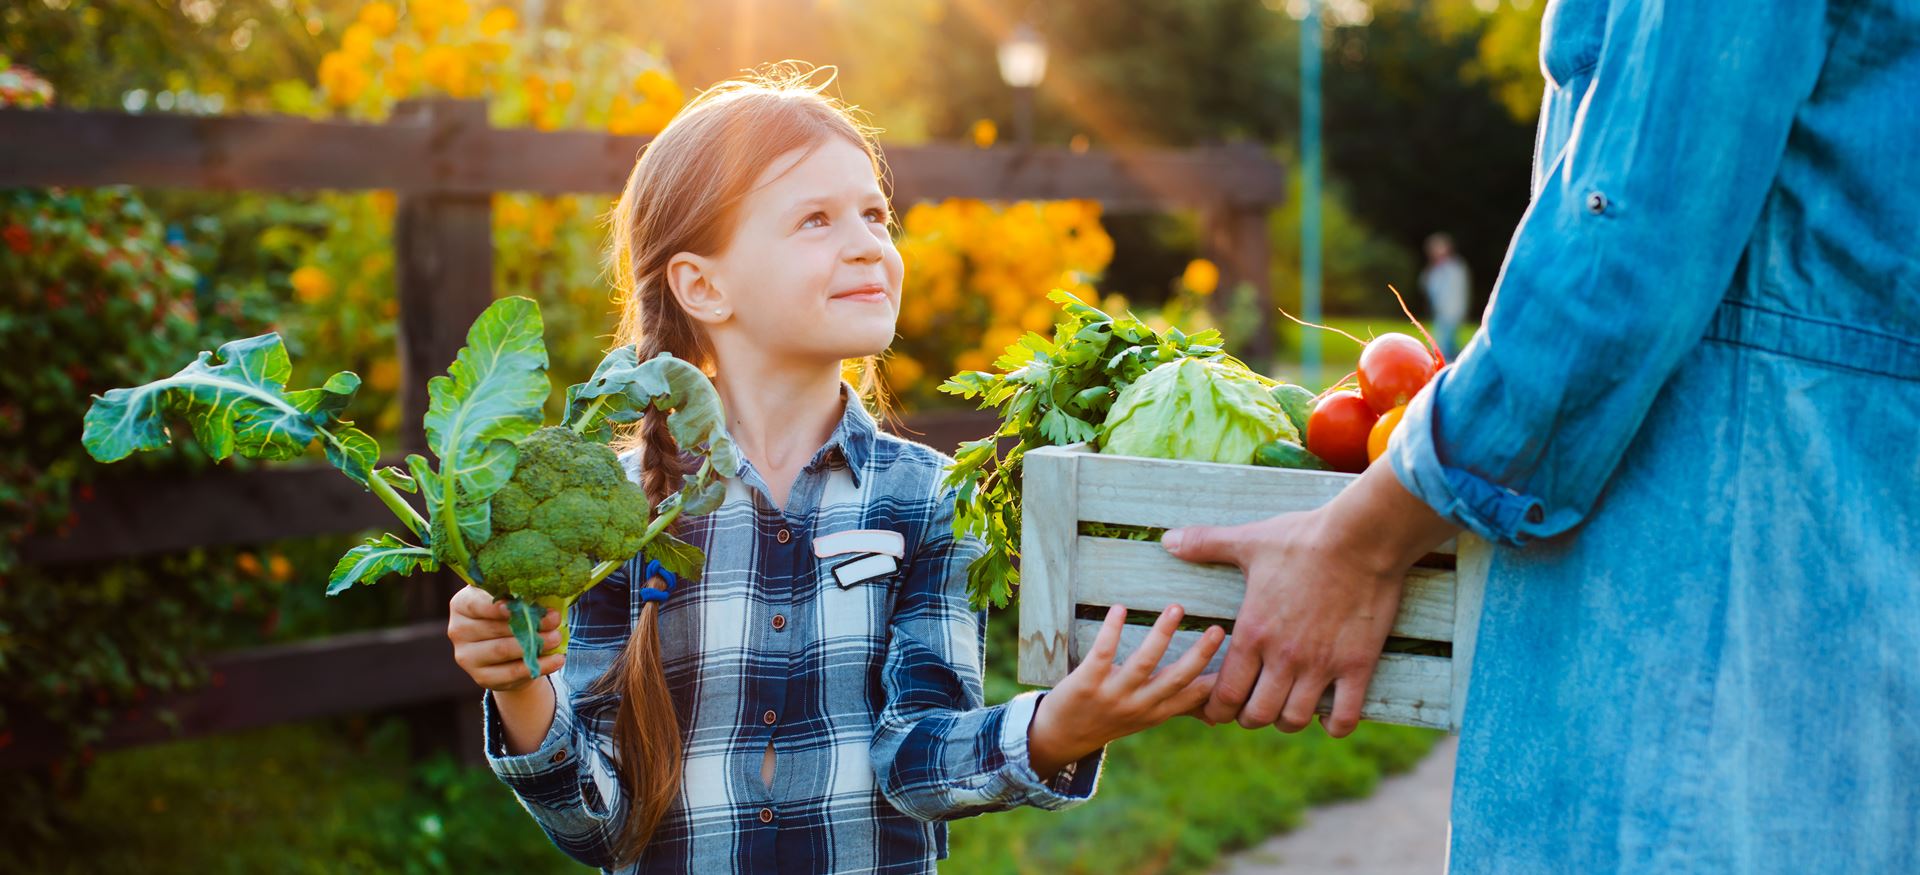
[[474, 426, 653, 602]]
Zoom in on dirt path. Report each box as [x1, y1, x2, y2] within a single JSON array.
[[1211, 736, 1456, 875]]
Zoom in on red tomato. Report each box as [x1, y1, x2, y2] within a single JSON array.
[[1358, 333, 1440, 414], [1306, 390, 1378, 473]]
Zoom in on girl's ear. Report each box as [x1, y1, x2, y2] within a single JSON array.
[[666, 251, 731, 325]]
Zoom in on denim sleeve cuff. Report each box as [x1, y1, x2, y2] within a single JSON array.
[[482, 674, 583, 798], [995, 690, 1105, 807], [1387, 368, 1548, 549]]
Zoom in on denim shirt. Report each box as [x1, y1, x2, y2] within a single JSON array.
[[1385, 0, 1920, 871]]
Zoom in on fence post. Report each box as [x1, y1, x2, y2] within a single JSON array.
[[391, 98, 496, 767], [1203, 200, 1276, 371]]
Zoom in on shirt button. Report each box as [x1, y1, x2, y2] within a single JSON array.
[[549, 750, 569, 764], [758, 807, 774, 824], [775, 528, 791, 544], [1586, 191, 1609, 214], [771, 614, 787, 631], [763, 710, 777, 725]]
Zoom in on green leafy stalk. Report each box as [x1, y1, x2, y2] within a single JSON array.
[[414, 297, 550, 574]]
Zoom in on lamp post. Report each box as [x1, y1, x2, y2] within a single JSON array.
[[997, 23, 1048, 147]]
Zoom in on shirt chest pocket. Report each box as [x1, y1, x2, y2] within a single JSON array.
[[812, 529, 906, 639], [1540, 0, 1608, 87]]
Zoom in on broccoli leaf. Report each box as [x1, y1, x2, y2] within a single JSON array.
[[81, 333, 363, 467], [325, 533, 439, 596], [645, 532, 706, 582], [504, 598, 547, 678], [564, 348, 742, 513], [417, 297, 550, 570]]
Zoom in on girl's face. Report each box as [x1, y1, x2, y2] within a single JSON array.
[[675, 137, 903, 368]]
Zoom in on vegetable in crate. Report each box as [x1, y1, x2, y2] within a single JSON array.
[[79, 296, 737, 678], [938, 290, 1246, 608], [1098, 357, 1295, 465]]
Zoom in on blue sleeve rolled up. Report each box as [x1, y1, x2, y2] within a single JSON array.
[[1387, 0, 1830, 547]]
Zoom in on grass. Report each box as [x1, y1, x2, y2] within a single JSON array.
[[5, 717, 590, 874], [7, 617, 1441, 874]]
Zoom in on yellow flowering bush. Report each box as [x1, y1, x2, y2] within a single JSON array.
[[889, 198, 1113, 405], [281, 1, 691, 440]]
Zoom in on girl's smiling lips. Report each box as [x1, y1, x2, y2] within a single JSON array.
[[830, 283, 889, 304]]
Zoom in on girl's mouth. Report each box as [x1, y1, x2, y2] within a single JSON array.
[[830, 284, 889, 304]]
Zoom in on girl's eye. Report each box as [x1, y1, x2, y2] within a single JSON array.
[[864, 208, 889, 224], [800, 212, 828, 229]]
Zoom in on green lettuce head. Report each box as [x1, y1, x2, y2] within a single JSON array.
[[1098, 357, 1295, 464]]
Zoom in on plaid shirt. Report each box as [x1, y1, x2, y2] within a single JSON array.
[[482, 385, 1104, 873]]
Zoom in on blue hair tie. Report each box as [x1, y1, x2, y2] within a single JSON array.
[[639, 559, 679, 603]]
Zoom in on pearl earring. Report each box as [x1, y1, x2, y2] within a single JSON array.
[[713, 308, 725, 316]]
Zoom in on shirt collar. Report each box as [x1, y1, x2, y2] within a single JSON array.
[[803, 381, 876, 487]]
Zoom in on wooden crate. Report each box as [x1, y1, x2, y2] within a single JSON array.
[[1016, 444, 1487, 732]]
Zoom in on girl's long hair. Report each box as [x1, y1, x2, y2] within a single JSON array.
[[587, 63, 888, 866]]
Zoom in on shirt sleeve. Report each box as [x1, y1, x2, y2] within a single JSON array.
[[869, 496, 1105, 822], [1387, 0, 1830, 547], [481, 563, 634, 870]]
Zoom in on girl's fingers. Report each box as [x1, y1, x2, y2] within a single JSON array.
[[471, 652, 565, 690], [1142, 624, 1225, 702], [1150, 671, 1218, 723], [481, 597, 561, 632], [1083, 604, 1127, 672], [1119, 604, 1186, 682], [448, 611, 511, 644], [461, 630, 563, 670]]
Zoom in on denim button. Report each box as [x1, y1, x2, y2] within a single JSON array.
[[776, 528, 791, 544], [549, 749, 568, 764], [1586, 191, 1609, 214], [758, 807, 774, 823]]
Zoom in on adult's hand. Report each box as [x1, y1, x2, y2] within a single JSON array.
[[1160, 461, 1461, 737]]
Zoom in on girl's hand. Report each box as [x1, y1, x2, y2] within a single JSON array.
[[1026, 603, 1226, 777], [447, 585, 566, 694]]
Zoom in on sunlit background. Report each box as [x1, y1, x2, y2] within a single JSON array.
[[1, 1, 1545, 870]]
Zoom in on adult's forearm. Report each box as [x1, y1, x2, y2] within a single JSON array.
[[1323, 459, 1463, 577]]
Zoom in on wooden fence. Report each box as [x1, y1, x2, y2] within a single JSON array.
[[0, 99, 1284, 769]]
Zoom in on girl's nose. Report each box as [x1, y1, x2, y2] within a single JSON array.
[[843, 227, 885, 263]]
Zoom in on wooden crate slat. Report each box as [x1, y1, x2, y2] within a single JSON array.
[[1068, 620, 1454, 731], [1451, 533, 1491, 733], [1067, 449, 1460, 554], [1072, 536, 1457, 642], [1017, 448, 1080, 686]]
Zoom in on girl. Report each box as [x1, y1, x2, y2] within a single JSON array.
[[445, 68, 1224, 874]]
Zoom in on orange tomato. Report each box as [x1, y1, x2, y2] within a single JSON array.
[[1367, 404, 1407, 463]]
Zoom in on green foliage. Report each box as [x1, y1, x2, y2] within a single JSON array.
[[2, 717, 592, 874], [0, 185, 303, 771], [939, 291, 1249, 609]]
